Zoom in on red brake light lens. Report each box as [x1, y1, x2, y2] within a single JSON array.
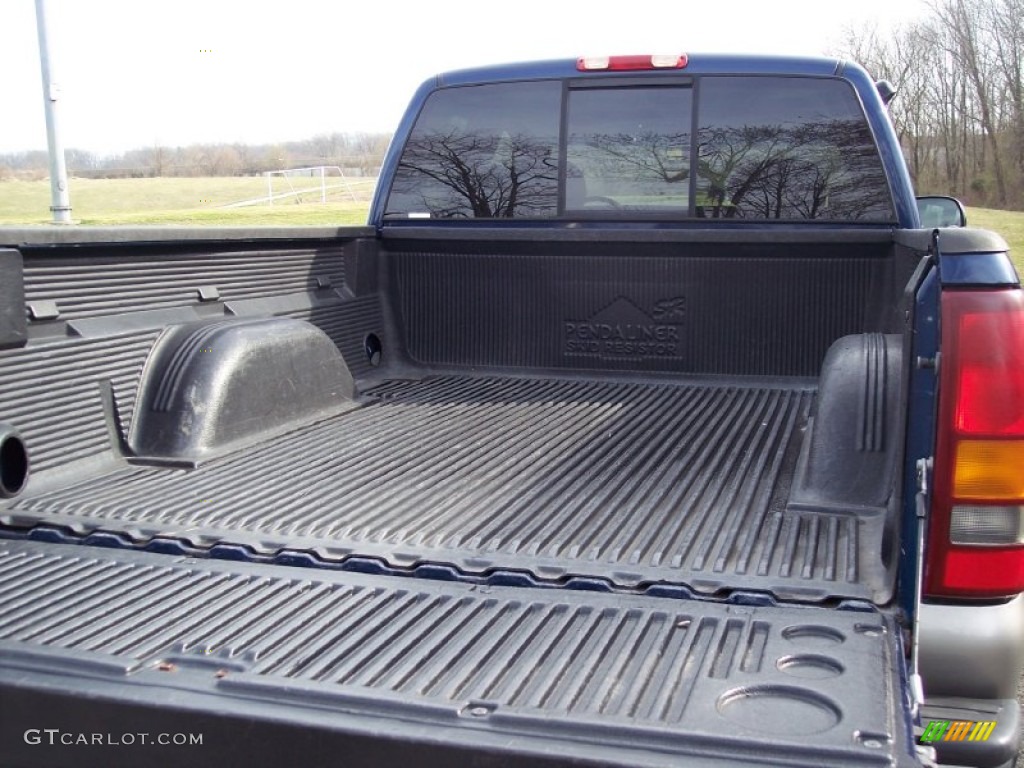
[[576, 55, 688, 72]]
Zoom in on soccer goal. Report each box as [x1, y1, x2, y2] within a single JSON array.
[[264, 165, 359, 204], [223, 165, 370, 208]]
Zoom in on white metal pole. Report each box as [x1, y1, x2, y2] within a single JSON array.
[[34, 0, 73, 224], [266, 172, 273, 206], [320, 166, 326, 203]]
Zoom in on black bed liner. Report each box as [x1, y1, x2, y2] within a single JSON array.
[[3, 375, 890, 602], [0, 540, 916, 767]]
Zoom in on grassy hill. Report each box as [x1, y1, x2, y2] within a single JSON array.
[[0, 176, 374, 226]]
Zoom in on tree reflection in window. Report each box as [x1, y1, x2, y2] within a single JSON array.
[[696, 77, 894, 220], [385, 82, 560, 219], [385, 75, 894, 222], [567, 87, 691, 210]]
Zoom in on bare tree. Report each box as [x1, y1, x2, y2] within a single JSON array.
[[389, 129, 557, 218], [932, 0, 1008, 204], [151, 145, 168, 176], [988, 0, 1024, 194]]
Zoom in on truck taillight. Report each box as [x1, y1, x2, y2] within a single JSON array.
[[925, 289, 1024, 598], [576, 55, 688, 72]]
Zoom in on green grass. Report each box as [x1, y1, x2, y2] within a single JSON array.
[[80, 203, 369, 226], [0, 177, 374, 226], [968, 207, 1024, 276]]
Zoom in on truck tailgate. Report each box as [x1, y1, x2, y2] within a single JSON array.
[[0, 540, 917, 767]]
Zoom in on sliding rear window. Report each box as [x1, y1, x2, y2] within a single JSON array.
[[566, 86, 692, 213], [383, 75, 894, 221]]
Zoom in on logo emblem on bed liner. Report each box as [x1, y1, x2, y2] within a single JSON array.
[[652, 297, 688, 320], [564, 296, 686, 359]]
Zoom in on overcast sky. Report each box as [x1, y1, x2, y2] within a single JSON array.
[[0, 0, 928, 156]]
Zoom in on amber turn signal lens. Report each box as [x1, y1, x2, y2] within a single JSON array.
[[953, 440, 1024, 500]]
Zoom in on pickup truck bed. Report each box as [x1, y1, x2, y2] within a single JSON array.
[[9, 373, 869, 601], [0, 227, 922, 765], [0, 229, 913, 603]]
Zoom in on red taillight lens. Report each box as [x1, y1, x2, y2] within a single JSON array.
[[955, 308, 1024, 434], [925, 289, 1024, 598], [576, 55, 688, 72]]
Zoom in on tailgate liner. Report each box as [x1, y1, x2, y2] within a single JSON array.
[[3, 375, 883, 601], [0, 540, 915, 767]]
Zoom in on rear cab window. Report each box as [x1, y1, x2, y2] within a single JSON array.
[[383, 75, 895, 222], [384, 81, 561, 219]]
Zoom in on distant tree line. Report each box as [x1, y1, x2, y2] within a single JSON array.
[[0, 131, 392, 180], [842, 0, 1024, 210]]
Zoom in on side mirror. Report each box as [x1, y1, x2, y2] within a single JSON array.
[[917, 196, 967, 228]]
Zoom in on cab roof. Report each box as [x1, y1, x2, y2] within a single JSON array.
[[434, 54, 847, 88]]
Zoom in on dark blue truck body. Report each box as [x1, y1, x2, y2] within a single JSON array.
[[0, 54, 1020, 768]]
